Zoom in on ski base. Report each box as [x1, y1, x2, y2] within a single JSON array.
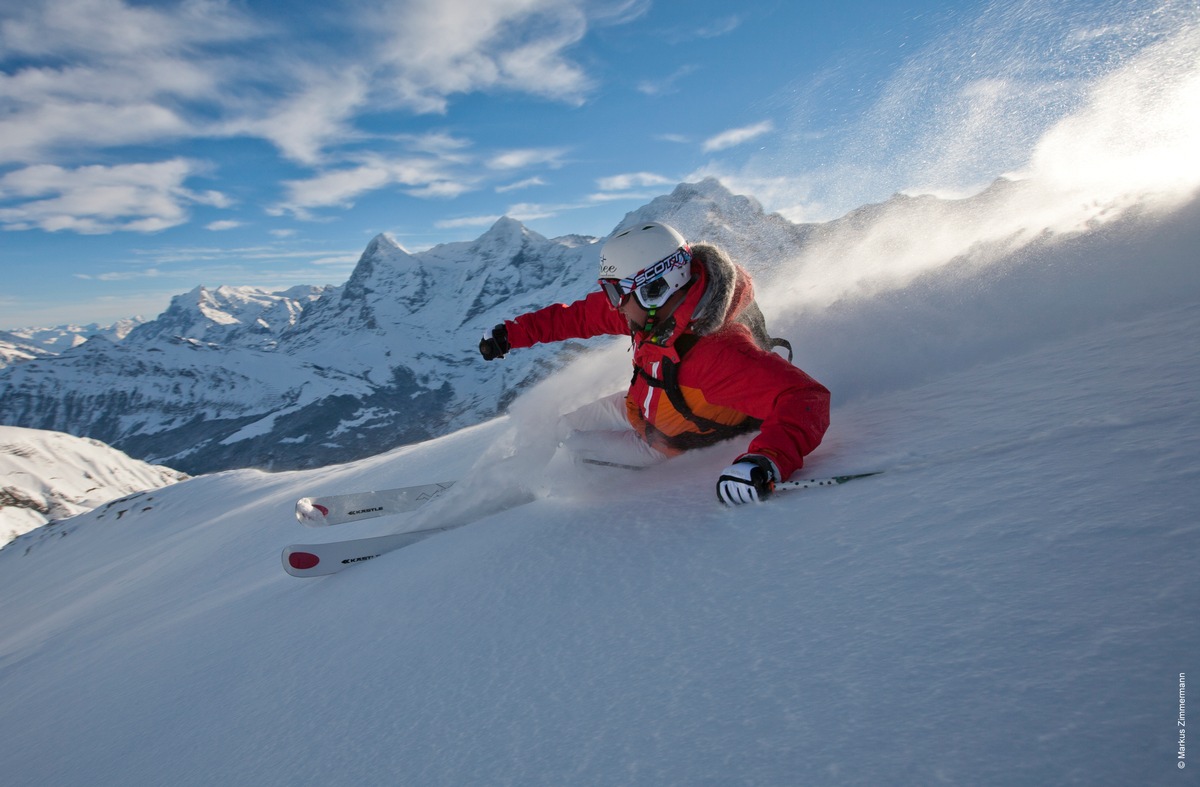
[[282, 526, 452, 577]]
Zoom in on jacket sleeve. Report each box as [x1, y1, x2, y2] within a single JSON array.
[[681, 327, 830, 479], [504, 290, 628, 348]]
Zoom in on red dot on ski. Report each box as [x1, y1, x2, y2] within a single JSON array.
[[288, 551, 320, 570]]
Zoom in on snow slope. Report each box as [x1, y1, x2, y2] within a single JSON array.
[[0, 426, 186, 546], [0, 185, 1196, 783]]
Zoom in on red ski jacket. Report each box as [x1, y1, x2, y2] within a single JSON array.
[[503, 244, 830, 479]]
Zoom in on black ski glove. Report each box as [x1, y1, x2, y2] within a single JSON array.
[[716, 455, 778, 505], [479, 324, 510, 360]]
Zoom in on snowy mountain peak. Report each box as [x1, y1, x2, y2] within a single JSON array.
[[124, 283, 326, 348], [610, 178, 812, 276], [615, 177, 762, 232], [343, 233, 421, 293], [360, 232, 411, 261], [332, 231, 428, 328], [469, 216, 542, 260], [482, 214, 526, 238]]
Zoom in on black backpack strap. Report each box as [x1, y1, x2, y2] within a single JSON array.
[[733, 299, 794, 363], [770, 337, 793, 363]]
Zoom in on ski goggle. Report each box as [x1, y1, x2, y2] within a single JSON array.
[[598, 246, 692, 309], [599, 275, 673, 309]]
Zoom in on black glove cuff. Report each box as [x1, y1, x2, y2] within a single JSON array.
[[479, 323, 511, 360], [740, 454, 778, 483]]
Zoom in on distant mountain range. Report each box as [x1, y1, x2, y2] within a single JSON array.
[[0, 179, 814, 474], [0, 318, 144, 369]]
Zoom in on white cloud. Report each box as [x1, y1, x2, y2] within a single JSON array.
[[223, 69, 369, 166], [406, 181, 475, 199], [504, 202, 562, 222], [436, 202, 574, 228], [0, 0, 619, 169], [596, 172, 674, 191], [0, 0, 258, 164], [401, 131, 475, 156], [280, 165, 394, 211], [435, 215, 502, 229], [496, 176, 548, 193], [702, 121, 775, 152], [130, 244, 361, 266], [487, 148, 569, 170], [636, 65, 699, 97], [690, 15, 742, 39], [0, 159, 229, 234], [0, 0, 260, 59], [0, 101, 193, 164], [0, 1, 661, 234], [206, 220, 242, 231], [75, 268, 162, 282], [309, 254, 360, 266], [274, 154, 478, 217], [370, 0, 594, 113]]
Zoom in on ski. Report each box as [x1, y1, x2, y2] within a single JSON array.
[[775, 471, 883, 491], [295, 481, 456, 527], [283, 526, 453, 577], [284, 472, 881, 576], [284, 486, 539, 577], [578, 458, 648, 471]]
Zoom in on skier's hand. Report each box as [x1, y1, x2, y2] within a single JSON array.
[[479, 324, 510, 360], [716, 455, 777, 505]]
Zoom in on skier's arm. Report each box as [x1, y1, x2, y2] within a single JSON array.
[[683, 329, 831, 480], [504, 291, 627, 349]]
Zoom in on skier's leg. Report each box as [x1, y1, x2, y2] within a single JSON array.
[[556, 392, 668, 469], [556, 391, 631, 437], [560, 428, 668, 468]]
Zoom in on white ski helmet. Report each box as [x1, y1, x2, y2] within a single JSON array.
[[598, 221, 693, 310]]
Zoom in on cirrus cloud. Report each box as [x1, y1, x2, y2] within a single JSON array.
[[0, 0, 612, 165], [702, 121, 775, 152], [0, 159, 229, 234]]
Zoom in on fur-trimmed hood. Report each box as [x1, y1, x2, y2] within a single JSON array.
[[686, 243, 749, 336]]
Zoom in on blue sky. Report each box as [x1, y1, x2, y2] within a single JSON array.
[[0, 0, 1179, 328]]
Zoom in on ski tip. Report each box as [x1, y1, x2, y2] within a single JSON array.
[[295, 498, 330, 526], [287, 550, 320, 571]]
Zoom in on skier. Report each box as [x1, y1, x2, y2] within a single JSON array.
[[478, 221, 830, 505]]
